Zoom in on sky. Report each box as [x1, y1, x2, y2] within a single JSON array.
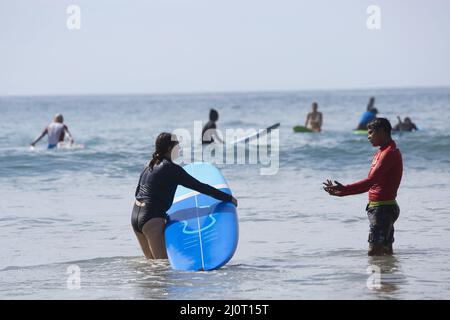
[[1, 0, 449, 96]]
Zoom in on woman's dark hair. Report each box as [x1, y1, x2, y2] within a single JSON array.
[[148, 132, 179, 170], [367, 118, 392, 136], [209, 109, 219, 121]]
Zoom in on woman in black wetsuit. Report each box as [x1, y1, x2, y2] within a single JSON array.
[[132, 132, 238, 259]]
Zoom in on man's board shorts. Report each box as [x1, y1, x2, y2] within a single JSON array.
[[366, 201, 400, 245], [48, 144, 57, 149]]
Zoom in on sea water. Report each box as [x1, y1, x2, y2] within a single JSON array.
[[1, 88, 449, 299]]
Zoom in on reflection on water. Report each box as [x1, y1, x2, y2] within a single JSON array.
[[367, 255, 406, 296]]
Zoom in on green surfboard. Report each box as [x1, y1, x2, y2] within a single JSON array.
[[293, 125, 314, 133]]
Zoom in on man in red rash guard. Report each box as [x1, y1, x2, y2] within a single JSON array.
[[323, 118, 403, 256]]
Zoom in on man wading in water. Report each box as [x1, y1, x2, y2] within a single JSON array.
[[323, 118, 403, 256]]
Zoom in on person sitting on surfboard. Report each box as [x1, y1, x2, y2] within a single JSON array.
[[202, 109, 224, 144], [356, 97, 378, 130], [305, 102, 323, 132], [132, 132, 238, 259], [323, 118, 403, 256], [393, 116, 418, 132], [30, 113, 74, 149]]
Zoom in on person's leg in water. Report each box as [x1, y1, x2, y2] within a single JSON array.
[[134, 231, 155, 259], [368, 243, 384, 256], [142, 218, 168, 259], [384, 206, 400, 255], [131, 204, 155, 259], [367, 205, 399, 256]]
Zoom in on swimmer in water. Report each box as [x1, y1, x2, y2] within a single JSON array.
[[305, 102, 323, 132], [30, 113, 74, 149]]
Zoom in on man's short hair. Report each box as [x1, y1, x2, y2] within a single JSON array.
[[367, 118, 392, 135]]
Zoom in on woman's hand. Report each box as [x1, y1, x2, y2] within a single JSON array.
[[231, 196, 238, 207]]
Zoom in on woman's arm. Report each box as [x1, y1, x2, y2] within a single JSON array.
[[176, 165, 232, 202]]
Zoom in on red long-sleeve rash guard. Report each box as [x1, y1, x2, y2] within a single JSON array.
[[340, 140, 403, 201]]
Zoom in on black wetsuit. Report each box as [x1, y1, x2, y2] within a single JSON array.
[[393, 123, 418, 132], [131, 158, 232, 233], [201, 121, 217, 144]]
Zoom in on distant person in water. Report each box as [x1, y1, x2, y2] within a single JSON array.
[[202, 109, 224, 144], [323, 118, 403, 256], [366, 96, 375, 111], [393, 116, 418, 132], [356, 97, 378, 130], [305, 102, 323, 132], [30, 113, 74, 149], [132, 132, 238, 259]]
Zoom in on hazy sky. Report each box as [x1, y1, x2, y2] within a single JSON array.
[[1, 0, 449, 95]]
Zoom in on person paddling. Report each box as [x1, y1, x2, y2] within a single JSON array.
[[30, 113, 74, 149], [393, 116, 418, 132]]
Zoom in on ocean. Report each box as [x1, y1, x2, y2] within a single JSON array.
[[1, 87, 450, 299]]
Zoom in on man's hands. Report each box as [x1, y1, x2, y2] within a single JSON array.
[[323, 179, 345, 197]]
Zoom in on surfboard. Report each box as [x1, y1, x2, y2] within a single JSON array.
[[293, 125, 314, 133], [57, 143, 85, 149], [230, 123, 280, 145], [165, 162, 238, 271], [353, 130, 368, 135], [29, 143, 85, 151]]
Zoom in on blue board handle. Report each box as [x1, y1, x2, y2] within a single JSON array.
[[182, 214, 217, 234]]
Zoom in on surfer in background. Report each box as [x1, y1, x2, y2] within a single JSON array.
[[305, 102, 323, 132], [132, 132, 238, 259], [30, 113, 74, 149], [202, 108, 224, 144], [393, 116, 418, 132], [356, 97, 378, 130], [323, 118, 403, 256]]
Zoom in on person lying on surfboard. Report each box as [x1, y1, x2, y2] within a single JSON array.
[[323, 118, 403, 256], [202, 108, 224, 145], [305, 102, 323, 132], [132, 132, 238, 259], [30, 113, 74, 149]]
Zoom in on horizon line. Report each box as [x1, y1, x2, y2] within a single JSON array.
[[1, 84, 450, 99]]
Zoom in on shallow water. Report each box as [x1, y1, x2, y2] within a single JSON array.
[[1, 88, 450, 299]]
